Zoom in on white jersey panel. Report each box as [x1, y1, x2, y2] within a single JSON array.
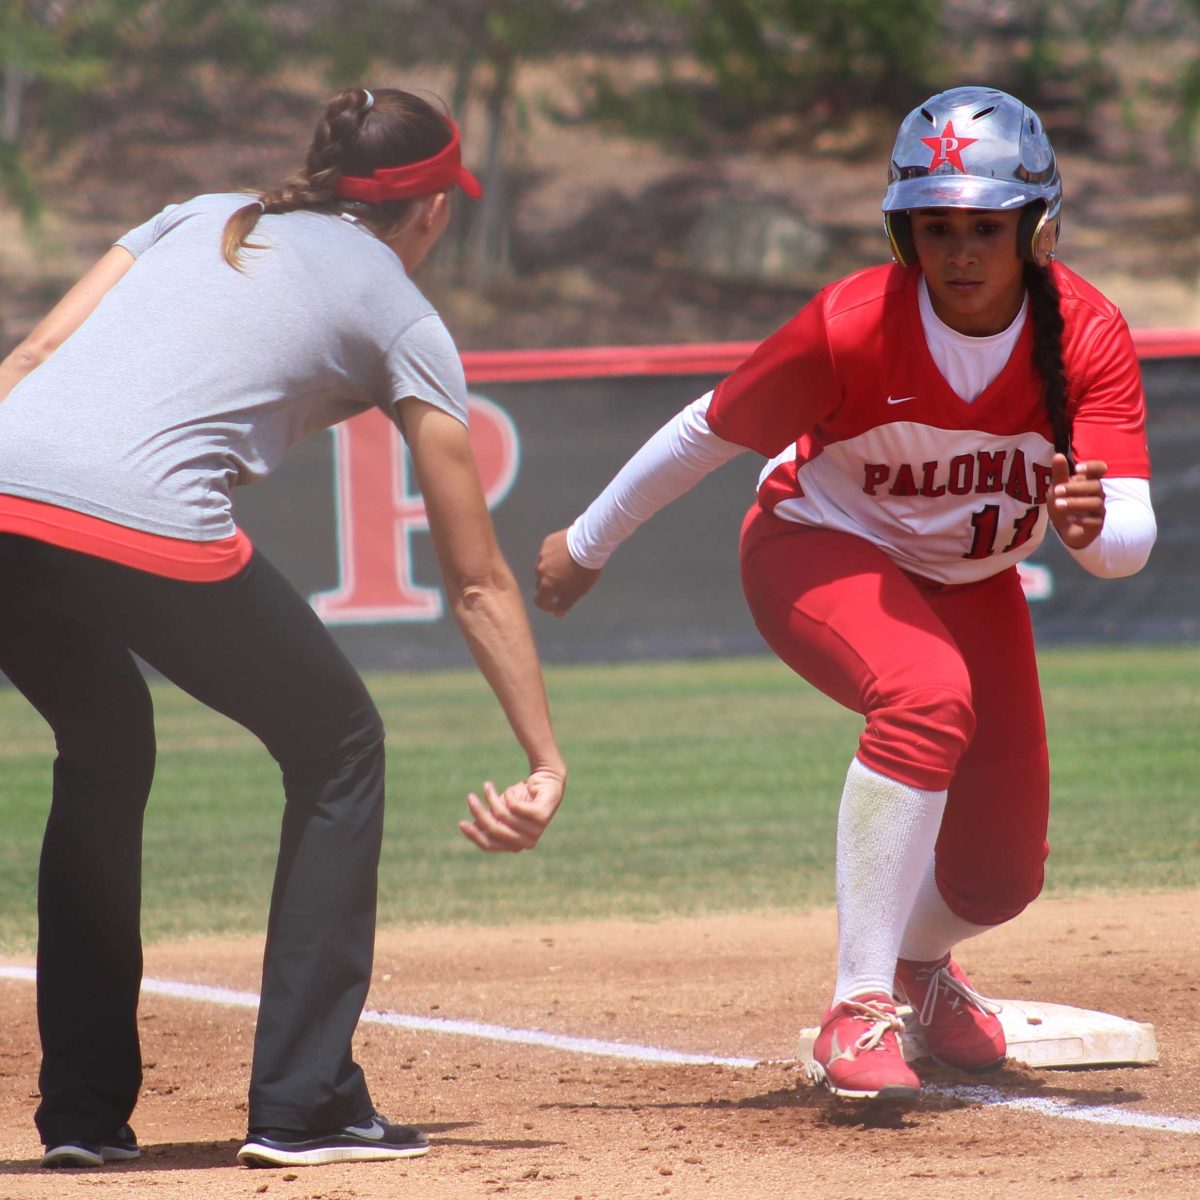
[[764, 421, 1054, 584]]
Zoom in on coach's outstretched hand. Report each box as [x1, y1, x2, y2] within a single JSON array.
[[459, 768, 566, 852], [535, 529, 602, 617], [1049, 454, 1107, 550]]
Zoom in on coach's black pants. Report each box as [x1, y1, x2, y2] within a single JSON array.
[[0, 534, 385, 1144]]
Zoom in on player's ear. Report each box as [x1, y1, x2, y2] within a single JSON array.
[[420, 192, 449, 231]]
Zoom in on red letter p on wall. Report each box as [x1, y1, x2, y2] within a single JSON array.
[[310, 395, 519, 624]]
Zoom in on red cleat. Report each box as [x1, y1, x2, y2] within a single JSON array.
[[809, 992, 921, 1100], [895, 955, 1006, 1071]]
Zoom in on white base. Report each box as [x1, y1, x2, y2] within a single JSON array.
[[797, 1000, 1158, 1072]]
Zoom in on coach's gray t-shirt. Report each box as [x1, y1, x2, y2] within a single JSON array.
[[0, 193, 468, 541]]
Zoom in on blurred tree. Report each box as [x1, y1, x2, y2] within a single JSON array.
[[686, 0, 945, 116], [4, 0, 1198, 279], [574, 0, 946, 144], [0, 0, 292, 225], [1, 1, 107, 222], [1171, 0, 1200, 157], [986, 0, 1133, 116], [309, 0, 645, 287], [961, 1, 1200, 162]]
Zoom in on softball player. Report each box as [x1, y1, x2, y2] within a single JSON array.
[[0, 87, 566, 1167], [535, 87, 1155, 1100]]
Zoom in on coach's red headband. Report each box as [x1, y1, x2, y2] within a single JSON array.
[[333, 120, 482, 203]]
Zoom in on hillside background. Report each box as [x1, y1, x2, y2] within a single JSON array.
[[3, 0, 1200, 355]]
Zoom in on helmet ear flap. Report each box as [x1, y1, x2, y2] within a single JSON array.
[[884, 211, 915, 267], [1018, 200, 1059, 266]]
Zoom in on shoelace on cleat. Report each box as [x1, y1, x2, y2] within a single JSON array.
[[843, 998, 905, 1053], [913, 964, 1002, 1028]]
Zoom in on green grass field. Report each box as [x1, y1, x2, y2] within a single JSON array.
[[1, 647, 1197, 953]]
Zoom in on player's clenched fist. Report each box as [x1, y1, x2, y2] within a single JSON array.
[[1048, 454, 1107, 550], [535, 528, 602, 617], [459, 769, 566, 852]]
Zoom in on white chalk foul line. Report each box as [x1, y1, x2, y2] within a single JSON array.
[[926, 1084, 1200, 1135], [148, 975, 756, 1066], [0, 966, 754, 1068], [3, 965, 1198, 1135]]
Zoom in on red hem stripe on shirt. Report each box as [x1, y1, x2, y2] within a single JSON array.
[[0, 495, 253, 583]]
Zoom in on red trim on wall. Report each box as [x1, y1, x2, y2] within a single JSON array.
[[461, 343, 759, 383], [1130, 329, 1200, 359], [461, 329, 1200, 385]]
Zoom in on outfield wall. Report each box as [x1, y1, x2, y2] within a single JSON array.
[[232, 333, 1200, 669]]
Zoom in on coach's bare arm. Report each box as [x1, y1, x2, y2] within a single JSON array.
[[0, 247, 135, 402], [401, 395, 567, 852]]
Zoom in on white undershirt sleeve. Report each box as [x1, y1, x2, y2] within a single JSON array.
[[1062, 477, 1156, 578], [566, 391, 747, 569]]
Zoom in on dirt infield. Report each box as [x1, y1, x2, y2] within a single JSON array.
[[1, 889, 1198, 1200]]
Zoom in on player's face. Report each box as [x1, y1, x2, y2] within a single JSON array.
[[910, 208, 1026, 337]]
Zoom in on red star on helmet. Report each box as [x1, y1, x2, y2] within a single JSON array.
[[921, 120, 978, 172]]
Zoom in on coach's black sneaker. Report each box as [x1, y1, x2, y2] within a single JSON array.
[[41, 1124, 140, 1168], [236, 1113, 429, 1167]]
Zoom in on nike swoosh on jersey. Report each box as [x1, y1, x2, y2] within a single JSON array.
[[886, 394, 917, 405]]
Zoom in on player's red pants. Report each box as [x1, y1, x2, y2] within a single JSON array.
[[740, 506, 1049, 926]]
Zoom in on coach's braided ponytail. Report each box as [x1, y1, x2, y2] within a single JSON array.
[[265, 88, 371, 209], [1025, 261, 1073, 468], [221, 87, 453, 271]]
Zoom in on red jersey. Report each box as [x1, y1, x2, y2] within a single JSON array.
[[706, 263, 1150, 584]]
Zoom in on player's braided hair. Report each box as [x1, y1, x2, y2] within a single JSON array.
[[221, 87, 453, 270], [1024, 260, 1073, 467]]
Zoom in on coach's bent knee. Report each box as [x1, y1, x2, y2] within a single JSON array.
[[272, 698, 386, 785], [51, 693, 157, 806]]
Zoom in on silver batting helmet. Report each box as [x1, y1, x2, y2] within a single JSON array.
[[881, 86, 1062, 268]]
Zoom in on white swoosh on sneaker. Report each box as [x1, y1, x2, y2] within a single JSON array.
[[886, 394, 917, 405], [828, 1031, 857, 1065], [349, 1119, 387, 1141]]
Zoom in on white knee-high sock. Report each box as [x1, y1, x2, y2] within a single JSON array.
[[898, 856, 994, 963], [833, 758, 948, 1004]]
